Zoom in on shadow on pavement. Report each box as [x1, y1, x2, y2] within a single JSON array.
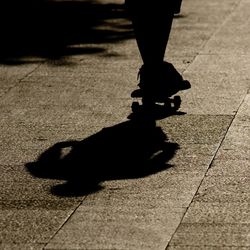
[[26, 119, 179, 197], [0, 0, 133, 64]]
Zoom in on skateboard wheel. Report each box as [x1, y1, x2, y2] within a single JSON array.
[[174, 96, 181, 102], [164, 101, 171, 109], [132, 102, 140, 112], [173, 96, 181, 106]]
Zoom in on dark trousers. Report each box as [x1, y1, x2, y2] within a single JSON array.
[[125, 0, 183, 14]]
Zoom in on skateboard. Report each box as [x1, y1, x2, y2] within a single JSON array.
[[128, 88, 182, 120], [128, 62, 191, 120]]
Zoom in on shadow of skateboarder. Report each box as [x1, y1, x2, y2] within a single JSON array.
[[26, 118, 179, 197]]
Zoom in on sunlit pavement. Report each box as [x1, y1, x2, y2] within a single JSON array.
[[0, 0, 249, 249]]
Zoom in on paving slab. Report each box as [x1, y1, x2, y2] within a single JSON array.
[[0, 243, 45, 250], [168, 247, 250, 250], [159, 114, 233, 145], [44, 204, 184, 250], [168, 0, 242, 57], [169, 223, 250, 248], [237, 93, 250, 115], [201, 0, 250, 55], [182, 202, 250, 224], [0, 64, 40, 98], [0, 209, 71, 244], [168, 57, 250, 250], [44, 171, 201, 249]]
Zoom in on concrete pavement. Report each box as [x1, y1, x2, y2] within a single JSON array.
[[0, 0, 249, 249]]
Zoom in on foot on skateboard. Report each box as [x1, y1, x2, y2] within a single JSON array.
[[128, 61, 190, 120]]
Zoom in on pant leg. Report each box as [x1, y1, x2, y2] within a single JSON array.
[[174, 0, 183, 13], [125, 0, 176, 15], [125, 0, 174, 65]]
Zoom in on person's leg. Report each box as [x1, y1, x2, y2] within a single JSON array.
[[126, 0, 190, 97], [126, 0, 174, 66], [174, 0, 183, 14]]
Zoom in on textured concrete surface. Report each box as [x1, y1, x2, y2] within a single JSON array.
[[0, 0, 250, 249]]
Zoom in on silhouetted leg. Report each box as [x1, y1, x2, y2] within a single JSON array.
[[126, 0, 174, 66], [174, 0, 183, 14], [126, 0, 190, 97]]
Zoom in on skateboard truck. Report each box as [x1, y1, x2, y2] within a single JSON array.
[[129, 88, 182, 120]]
